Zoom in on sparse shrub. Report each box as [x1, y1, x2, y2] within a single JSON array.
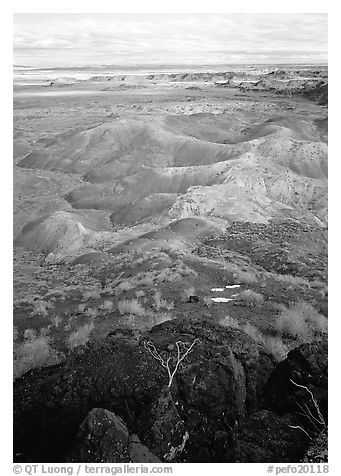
[[24, 328, 37, 340], [115, 280, 136, 295], [78, 303, 86, 313], [152, 291, 174, 311], [13, 327, 19, 341], [203, 296, 213, 308], [181, 286, 197, 302], [31, 300, 54, 317], [135, 290, 145, 299], [262, 335, 288, 362], [82, 289, 101, 301], [101, 300, 114, 311], [275, 300, 327, 342], [84, 308, 98, 318], [67, 322, 95, 350], [50, 316, 63, 328], [266, 272, 311, 287], [238, 289, 264, 306], [118, 298, 145, 316], [14, 333, 60, 379], [219, 316, 241, 329], [242, 323, 263, 342]]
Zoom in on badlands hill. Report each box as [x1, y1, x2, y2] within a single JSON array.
[[16, 111, 327, 256], [13, 66, 328, 463]]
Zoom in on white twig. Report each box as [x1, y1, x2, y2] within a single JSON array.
[[288, 424, 312, 440], [144, 338, 199, 388]]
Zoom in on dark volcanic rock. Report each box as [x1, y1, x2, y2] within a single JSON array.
[[137, 386, 188, 462], [14, 318, 270, 463], [67, 408, 130, 463], [302, 429, 328, 462], [264, 338, 327, 418], [128, 434, 161, 463], [264, 338, 327, 439], [13, 337, 168, 462], [225, 410, 310, 462], [137, 319, 270, 461]]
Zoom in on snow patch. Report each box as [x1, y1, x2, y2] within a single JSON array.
[[211, 297, 234, 303], [211, 288, 225, 292], [225, 284, 241, 289]]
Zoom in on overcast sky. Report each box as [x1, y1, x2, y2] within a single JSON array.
[[13, 13, 328, 67]]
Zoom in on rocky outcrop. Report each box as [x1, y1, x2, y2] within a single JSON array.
[[66, 408, 160, 463], [264, 337, 328, 424], [67, 408, 130, 463], [225, 410, 310, 462], [13, 318, 270, 462], [302, 429, 328, 463], [13, 319, 327, 463]]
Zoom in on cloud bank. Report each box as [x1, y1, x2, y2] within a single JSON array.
[[13, 13, 328, 67]]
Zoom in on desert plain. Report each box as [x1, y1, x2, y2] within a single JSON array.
[[13, 65, 328, 463]]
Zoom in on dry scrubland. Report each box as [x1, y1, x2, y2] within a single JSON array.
[[13, 66, 328, 463]]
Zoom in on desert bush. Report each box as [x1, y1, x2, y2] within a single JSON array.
[[101, 300, 114, 311], [262, 335, 288, 362], [82, 289, 102, 301], [118, 298, 145, 316], [275, 300, 327, 342], [50, 316, 63, 328], [67, 322, 95, 350], [218, 316, 241, 329], [203, 296, 213, 308], [242, 323, 263, 342], [31, 300, 55, 317], [135, 290, 145, 299], [14, 333, 61, 379], [238, 289, 264, 306], [180, 286, 197, 302], [84, 308, 99, 318], [115, 280, 136, 295], [152, 291, 174, 311], [78, 303, 86, 313], [265, 272, 311, 287], [219, 316, 288, 361]]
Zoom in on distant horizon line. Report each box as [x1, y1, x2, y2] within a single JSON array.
[[14, 62, 328, 70]]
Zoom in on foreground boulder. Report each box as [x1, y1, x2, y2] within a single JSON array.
[[66, 408, 160, 463], [67, 408, 130, 463], [14, 318, 270, 462], [264, 337, 328, 431]]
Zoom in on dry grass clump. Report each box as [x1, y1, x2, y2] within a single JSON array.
[[265, 272, 311, 287], [125, 311, 174, 332], [101, 300, 114, 311], [275, 300, 327, 342], [238, 289, 264, 306], [30, 300, 55, 317], [118, 298, 146, 316], [84, 308, 99, 318], [261, 335, 288, 362], [218, 316, 240, 329], [82, 289, 102, 301], [67, 322, 95, 350], [14, 331, 61, 379], [152, 291, 174, 311], [180, 286, 197, 302], [219, 317, 288, 362]]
